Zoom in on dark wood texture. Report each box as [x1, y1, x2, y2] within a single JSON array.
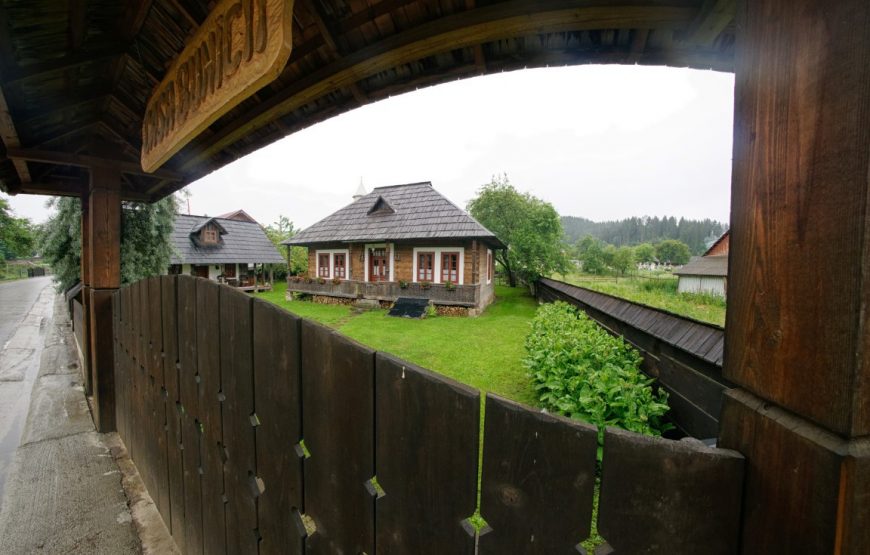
[[726, 0, 870, 438], [147, 276, 170, 519], [177, 275, 203, 555], [479, 394, 597, 554], [375, 353, 479, 555], [719, 389, 869, 553], [536, 278, 730, 438], [598, 427, 744, 554], [301, 320, 375, 555], [218, 286, 258, 554], [195, 278, 226, 555], [161, 275, 185, 551], [252, 300, 304, 555]]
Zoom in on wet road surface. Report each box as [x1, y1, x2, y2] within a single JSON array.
[[0, 276, 54, 507]]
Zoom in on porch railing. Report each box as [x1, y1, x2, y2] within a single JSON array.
[[286, 277, 479, 306], [112, 276, 745, 554]]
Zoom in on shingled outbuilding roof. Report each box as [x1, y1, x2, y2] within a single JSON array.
[[283, 182, 504, 248], [674, 255, 728, 277], [170, 214, 285, 265]]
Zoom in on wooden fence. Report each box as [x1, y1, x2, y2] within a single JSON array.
[[536, 278, 731, 439], [113, 276, 745, 554]]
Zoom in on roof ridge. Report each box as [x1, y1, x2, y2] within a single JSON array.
[[371, 181, 432, 190]]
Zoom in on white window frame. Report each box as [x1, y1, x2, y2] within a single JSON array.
[[363, 243, 395, 282], [412, 247, 464, 285], [314, 249, 350, 279], [486, 248, 493, 284]]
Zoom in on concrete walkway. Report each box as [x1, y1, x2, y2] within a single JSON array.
[[0, 290, 140, 553]]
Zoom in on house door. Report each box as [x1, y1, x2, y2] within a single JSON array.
[[193, 265, 209, 278], [369, 248, 389, 282]]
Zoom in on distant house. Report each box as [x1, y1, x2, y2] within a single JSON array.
[[675, 230, 729, 297], [168, 213, 285, 291], [283, 182, 504, 313]]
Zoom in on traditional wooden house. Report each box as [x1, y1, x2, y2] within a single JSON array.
[[168, 213, 285, 291], [283, 182, 504, 313], [675, 230, 730, 297]]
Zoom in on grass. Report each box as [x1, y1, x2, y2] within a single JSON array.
[[255, 281, 538, 405], [554, 271, 726, 327]]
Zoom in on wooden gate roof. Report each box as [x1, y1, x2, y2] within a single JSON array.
[[0, 0, 735, 202]]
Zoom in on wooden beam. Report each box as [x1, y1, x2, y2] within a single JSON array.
[[464, 0, 487, 73], [628, 28, 650, 62], [303, 0, 368, 103], [68, 0, 88, 51], [682, 0, 735, 47], [5, 147, 182, 180], [121, 0, 154, 41], [181, 0, 695, 171], [0, 87, 30, 183], [166, 0, 200, 31], [1, 49, 125, 85], [14, 83, 113, 121]]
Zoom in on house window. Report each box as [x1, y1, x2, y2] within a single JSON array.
[[417, 252, 434, 281], [334, 254, 346, 279], [318, 254, 330, 277], [202, 228, 218, 244], [441, 252, 459, 283], [369, 248, 389, 282], [487, 251, 493, 283]]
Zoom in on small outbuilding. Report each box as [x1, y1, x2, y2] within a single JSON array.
[[675, 231, 729, 298]]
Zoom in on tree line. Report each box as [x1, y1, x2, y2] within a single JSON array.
[[561, 215, 727, 255]]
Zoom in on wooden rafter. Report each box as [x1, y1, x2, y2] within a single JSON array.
[[464, 0, 486, 73], [303, 0, 368, 104], [682, 0, 735, 47], [5, 147, 181, 180], [0, 87, 31, 183], [67, 0, 88, 51], [180, 1, 697, 171], [1, 49, 125, 85]]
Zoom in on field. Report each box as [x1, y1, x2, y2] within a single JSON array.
[[254, 281, 539, 405], [553, 271, 726, 327]]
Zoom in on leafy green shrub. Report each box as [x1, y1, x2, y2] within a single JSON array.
[[524, 302, 671, 444]]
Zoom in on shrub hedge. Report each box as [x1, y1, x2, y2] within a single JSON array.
[[524, 301, 671, 443]]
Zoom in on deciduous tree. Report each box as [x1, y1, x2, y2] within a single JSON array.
[[468, 174, 567, 287], [655, 239, 692, 265]]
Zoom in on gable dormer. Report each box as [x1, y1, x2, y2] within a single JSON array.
[[190, 218, 228, 247], [367, 196, 395, 216]]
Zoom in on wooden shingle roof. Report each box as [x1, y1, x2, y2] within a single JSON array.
[[674, 255, 728, 277], [284, 181, 503, 247], [170, 214, 285, 265]]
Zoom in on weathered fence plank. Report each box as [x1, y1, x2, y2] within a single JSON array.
[[148, 277, 170, 519], [161, 275, 185, 551], [219, 286, 258, 555], [252, 300, 304, 555], [301, 320, 375, 555], [195, 278, 226, 555], [177, 276, 203, 555], [597, 427, 744, 554], [479, 394, 598, 554], [375, 353, 479, 555]]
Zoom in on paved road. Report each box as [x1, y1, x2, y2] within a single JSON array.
[[0, 276, 52, 348], [0, 276, 53, 507]]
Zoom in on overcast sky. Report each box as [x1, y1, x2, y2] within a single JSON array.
[[7, 64, 734, 228]]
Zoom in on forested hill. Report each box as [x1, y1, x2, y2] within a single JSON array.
[[561, 215, 728, 255]]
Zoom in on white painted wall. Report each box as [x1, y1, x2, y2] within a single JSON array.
[[678, 276, 726, 297]]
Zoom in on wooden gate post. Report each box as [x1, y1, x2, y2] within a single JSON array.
[[86, 165, 121, 432], [80, 193, 91, 394], [718, 0, 869, 552]]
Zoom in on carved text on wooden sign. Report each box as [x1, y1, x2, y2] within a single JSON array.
[[141, 0, 294, 173]]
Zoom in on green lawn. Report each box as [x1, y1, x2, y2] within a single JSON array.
[[254, 282, 539, 405], [553, 271, 726, 327]]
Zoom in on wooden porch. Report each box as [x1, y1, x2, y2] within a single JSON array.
[[286, 277, 479, 306]]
